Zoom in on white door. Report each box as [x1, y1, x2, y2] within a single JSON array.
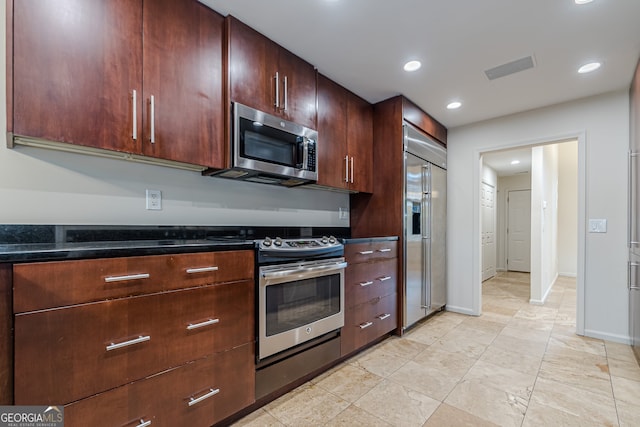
[[481, 182, 496, 281], [507, 190, 531, 272]]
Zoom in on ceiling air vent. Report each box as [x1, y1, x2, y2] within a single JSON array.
[[484, 55, 535, 80]]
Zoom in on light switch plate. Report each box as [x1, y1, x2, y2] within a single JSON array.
[[589, 218, 607, 233], [146, 189, 162, 210]]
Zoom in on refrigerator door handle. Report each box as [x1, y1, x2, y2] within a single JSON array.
[[630, 261, 640, 290]]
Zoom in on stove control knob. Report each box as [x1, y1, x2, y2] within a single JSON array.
[[321, 236, 329, 244], [274, 237, 283, 247], [328, 235, 337, 244], [263, 237, 272, 247]]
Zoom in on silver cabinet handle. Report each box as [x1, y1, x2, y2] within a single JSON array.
[[188, 388, 220, 407], [106, 335, 150, 351], [150, 95, 155, 144], [132, 89, 137, 140], [283, 75, 288, 111], [350, 156, 354, 183], [377, 248, 392, 253], [136, 420, 151, 427], [359, 281, 373, 287], [377, 313, 391, 320], [358, 250, 374, 255], [274, 72, 280, 108], [359, 321, 373, 329], [186, 318, 219, 330], [345, 155, 349, 183], [186, 266, 219, 274], [378, 276, 392, 282], [104, 273, 150, 283], [629, 261, 640, 290]]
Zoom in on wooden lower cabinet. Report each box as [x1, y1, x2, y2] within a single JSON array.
[[341, 240, 398, 357], [64, 343, 254, 427]]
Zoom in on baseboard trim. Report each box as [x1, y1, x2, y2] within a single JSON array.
[[558, 272, 577, 278], [446, 305, 479, 316], [582, 329, 631, 345]]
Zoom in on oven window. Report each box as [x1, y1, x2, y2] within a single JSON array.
[[239, 117, 299, 167], [265, 273, 341, 336]]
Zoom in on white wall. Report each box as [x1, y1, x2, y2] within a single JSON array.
[[0, 2, 349, 226], [558, 141, 579, 276], [530, 145, 559, 304], [496, 173, 531, 270], [448, 90, 629, 343]]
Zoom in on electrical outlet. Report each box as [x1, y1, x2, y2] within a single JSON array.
[[589, 218, 606, 233], [339, 207, 349, 220], [146, 189, 162, 210]]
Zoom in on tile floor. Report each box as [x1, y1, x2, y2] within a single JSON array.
[[232, 272, 640, 426]]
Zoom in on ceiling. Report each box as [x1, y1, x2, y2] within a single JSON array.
[[482, 147, 532, 177], [200, 0, 640, 129]]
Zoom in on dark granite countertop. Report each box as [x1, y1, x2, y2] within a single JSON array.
[[0, 239, 256, 263], [340, 236, 398, 244]]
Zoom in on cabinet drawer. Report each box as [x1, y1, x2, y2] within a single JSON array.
[[345, 241, 397, 264], [64, 343, 255, 427], [14, 280, 254, 405], [13, 250, 254, 312], [345, 258, 397, 307], [341, 293, 397, 357]]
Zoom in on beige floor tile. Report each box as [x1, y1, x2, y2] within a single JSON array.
[[348, 346, 410, 378], [611, 375, 640, 405], [514, 305, 558, 322], [529, 377, 618, 426], [324, 405, 392, 427], [537, 359, 613, 398], [462, 360, 536, 402], [413, 347, 477, 378], [378, 336, 429, 359], [608, 357, 640, 382], [479, 345, 542, 376], [444, 379, 527, 427], [459, 317, 506, 335], [522, 399, 605, 427], [422, 403, 499, 427], [617, 399, 640, 427], [315, 363, 383, 402], [231, 408, 285, 427], [547, 334, 606, 357], [264, 383, 349, 427], [491, 333, 548, 358], [506, 316, 554, 332], [389, 360, 461, 401], [606, 340, 640, 364], [500, 324, 551, 343], [477, 310, 513, 324], [355, 379, 440, 427], [428, 333, 488, 359]]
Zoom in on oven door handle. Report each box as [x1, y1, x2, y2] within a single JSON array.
[[261, 261, 348, 280]]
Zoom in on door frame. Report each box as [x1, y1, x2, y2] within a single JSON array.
[[473, 132, 585, 335]]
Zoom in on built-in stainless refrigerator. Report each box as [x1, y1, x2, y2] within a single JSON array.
[[403, 123, 447, 330]]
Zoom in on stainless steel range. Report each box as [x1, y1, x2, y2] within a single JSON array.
[[255, 236, 346, 399]]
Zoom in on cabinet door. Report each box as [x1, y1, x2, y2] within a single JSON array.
[[228, 17, 278, 118], [347, 93, 374, 193], [12, 0, 143, 153], [142, 0, 224, 168], [277, 47, 318, 130], [317, 75, 348, 189]]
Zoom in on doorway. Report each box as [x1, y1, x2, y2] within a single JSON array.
[[481, 182, 496, 281]]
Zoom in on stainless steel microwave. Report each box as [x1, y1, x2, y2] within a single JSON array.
[[212, 103, 318, 187]]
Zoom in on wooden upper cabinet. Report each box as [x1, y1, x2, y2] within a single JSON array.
[[12, 0, 143, 153], [227, 16, 317, 130], [10, 0, 225, 169], [317, 74, 372, 192], [142, 0, 225, 168]]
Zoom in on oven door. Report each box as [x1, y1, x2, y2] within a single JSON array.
[[258, 258, 346, 360]]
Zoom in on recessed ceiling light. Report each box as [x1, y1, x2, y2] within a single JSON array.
[[403, 60, 421, 72], [447, 101, 462, 110], [578, 62, 601, 74], [575, 0, 593, 4], [511, 160, 521, 165]]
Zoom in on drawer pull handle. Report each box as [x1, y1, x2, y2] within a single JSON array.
[[378, 276, 392, 282], [188, 388, 220, 407], [358, 250, 374, 255], [377, 248, 392, 253], [186, 318, 220, 330], [136, 420, 151, 427], [359, 281, 373, 287], [106, 335, 150, 351], [359, 321, 373, 329], [186, 266, 219, 274], [104, 273, 150, 283], [377, 313, 391, 321]]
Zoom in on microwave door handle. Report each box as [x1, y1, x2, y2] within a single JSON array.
[[302, 139, 309, 171]]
